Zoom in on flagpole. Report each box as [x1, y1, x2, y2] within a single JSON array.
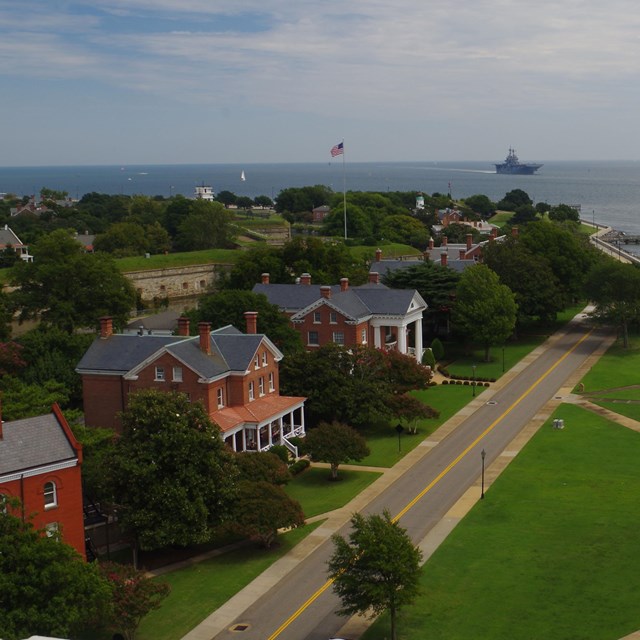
[[342, 140, 347, 240]]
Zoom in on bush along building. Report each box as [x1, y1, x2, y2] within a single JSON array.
[[252, 273, 427, 362], [76, 313, 306, 456]]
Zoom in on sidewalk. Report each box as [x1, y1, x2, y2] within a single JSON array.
[[180, 316, 632, 640]]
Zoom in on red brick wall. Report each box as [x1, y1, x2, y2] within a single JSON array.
[[295, 307, 369, 349], [1, 465, 86, 559], [82, 374, 126, 430]]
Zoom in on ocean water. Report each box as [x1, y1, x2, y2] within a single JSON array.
[[1, 160, 639, 240]]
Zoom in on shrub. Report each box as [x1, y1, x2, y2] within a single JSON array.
[[422, 348, 436, 368], [289, 459, 311, 475], [269, 445, 290, 464], [431, 338, 445, 361]]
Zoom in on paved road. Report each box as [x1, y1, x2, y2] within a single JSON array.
[[203, 319, 611, 640]]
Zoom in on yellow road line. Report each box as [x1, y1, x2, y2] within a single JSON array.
[[267, 327, 594, 640]]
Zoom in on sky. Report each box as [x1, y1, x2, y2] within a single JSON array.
[[3, 0, 640, 166]]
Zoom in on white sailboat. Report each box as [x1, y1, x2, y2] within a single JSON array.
[[241, 170, 246, 181]]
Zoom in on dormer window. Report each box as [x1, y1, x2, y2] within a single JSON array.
[[155, 366, 165, 381]]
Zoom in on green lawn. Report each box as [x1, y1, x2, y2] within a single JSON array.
[[349, 243, 421, 262], [363, 404, 640, 640], [579, 333, 640, 392], [116, 248, 240, 271], [136, 521, 323, 640], [284, 467, 382, 518]]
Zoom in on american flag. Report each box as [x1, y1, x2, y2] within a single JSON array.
[[330, 142, 344, 157]]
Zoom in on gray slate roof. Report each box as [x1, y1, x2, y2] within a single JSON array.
[[0, 413, 77, 475], [76, 325, 275, 379], [0, 225, 24, 247]]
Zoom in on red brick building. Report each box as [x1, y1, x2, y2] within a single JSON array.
[[76, 314, 306, 455], [0, 403, 86, 559], [253, 274, 427, 361]]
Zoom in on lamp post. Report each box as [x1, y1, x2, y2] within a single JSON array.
[[481, 449, 486, 499], [395, 423, 404, 453], [472, 364, 477, 396]]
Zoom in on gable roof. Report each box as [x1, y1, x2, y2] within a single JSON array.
[[0, 410, 79, 477], [0, 224, 25, 248], [76, 325, 282, 380]]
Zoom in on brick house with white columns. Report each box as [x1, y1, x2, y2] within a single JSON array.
[[253, 274, 427, 362], [76, 314, 306, 455]]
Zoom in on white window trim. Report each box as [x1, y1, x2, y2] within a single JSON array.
[[329, 312, 338, 324], [313, 311, 321, 324], [217, 387, 225, 409], [262, 351, 268, 366], [248, 381, 255, 401], [308, 331, 319, 346], [259, 377, 265, 397], [172, 366, 183, 382], [333, 331, 345, 345], [155, 366, 165, 382], [269, 372, 275, 392], [44, 481, 57, 510]]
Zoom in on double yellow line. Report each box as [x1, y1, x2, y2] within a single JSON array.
[[267, 328, 594, 640]]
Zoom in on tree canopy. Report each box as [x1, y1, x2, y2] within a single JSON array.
[[109, 390, 238, 559], [175, 199, 237, 251], [451, 264, 517, 361], [328, 510, 422, 640]]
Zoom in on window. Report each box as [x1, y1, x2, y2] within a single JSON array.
[[329, 312, 338, 324], [217, 387, 224, 409], [333, 331, 345, 345], [308, 331, 319, 346], [361, 328, 368, 344], [313, 311, 321, 324], [44, 481, 57, 509], [269, 372, 275, 392], [248, 381, 255, 401], [45, 522, 59, 537], [172, 366, 183, 382], [155, 366, 165, 381], [259, 377, 265, 396], [254, 355, 260, 370], [262, 351, 268, 366]]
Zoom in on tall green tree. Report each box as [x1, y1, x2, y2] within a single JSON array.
[[451, 264, 517, 361], [303, 421, 370, 480], [585, 261, 640, 348], [109, 390, 238, 564], [9, 229, 136, 332], [0, 497, 112, 640], [328, 510, 422, 640], [175, 199, 237, 250]]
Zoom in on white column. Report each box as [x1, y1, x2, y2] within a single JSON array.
[[268, 422, 273, 446], [299, 406, 306, 436], [242, 429, 247, 452], [398, 323, 407, 354], [415, 317, 423, 363], [256, 426, 261, 451], [278, 416, 284, 444], [374, 325, 382, 349]]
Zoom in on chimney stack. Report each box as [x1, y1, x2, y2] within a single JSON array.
[[490, 227, 498, 240], [177, 316, 190, 336], [198, 322, 211, 354], [512, 226, 519, 238], [99, 317, 113, 339], [320, 285, 331, 299], [375, 248, 382, 262], [442, 236, 448, 247], [261, 273, 270, 285], [340, 278, 349, 292], [428, 237, 434, 250], [440, 251, 448, 267], [300, 273, 311, 286], [244, 311, 258, 334], [368, 271, 380, 285], [466, 233, 473, 251], [459, 248, 466, 259]]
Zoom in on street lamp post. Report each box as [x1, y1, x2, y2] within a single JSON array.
[[481, 449, 486, 499], [472, 364, 477, 396], [395, 423, 404, 453]]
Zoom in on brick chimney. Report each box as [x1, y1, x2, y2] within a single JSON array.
[[369, 271, 380, 285], [440, 251, 448, 267], [198, 322, 211, 354], [340, 278, 349, 292], [459, 248, 466, 259], [466, 233, 473, 251], [512, 226, 519, 238], [490, 227, 498, 240], [261, 273, 270, 285], [375, 248, 382, 262], [300, 273, 311, 286], [320, 285, 331, 299], [428, 237, 434, 250], [99, 317, 113, 339], [442, 236, 448, 247], [244, 311, 258, 334], [177, 316, 190, 336]]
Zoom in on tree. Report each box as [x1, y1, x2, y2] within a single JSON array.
[[303, 421, 370, 480], [175, 199, 237, 250], [189, 289, 303, 355], [379, 214, 429, 248], [236, 196, 254, 209], [215, 190, 238, 206], [254, 195, 273, 208], [483, 236, 563, 324], [109, 390, 238, 563], [585, 261, 640, 348], [328, 510, 422, 640], [497, 189, 532, 211], [548, 203, 580, 223], [94, 221, 149, 256], [98, 561, 170, 640], [233, 480, 305, 548], [510, 204, 539, 226], [442, 222, 480, 244], [235, 451, 292, 485], [463, 194, 495, 217], [386, 393, 439, 434], [0, 497, 112, 640], [451, 264, 517, 362], [9, 229, 136, 332]]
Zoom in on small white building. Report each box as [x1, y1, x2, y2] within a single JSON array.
[[194, 184, 215, 201]]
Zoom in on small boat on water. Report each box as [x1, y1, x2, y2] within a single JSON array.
[[495, 148, 543, 175], [241, 170, 246, 181]]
